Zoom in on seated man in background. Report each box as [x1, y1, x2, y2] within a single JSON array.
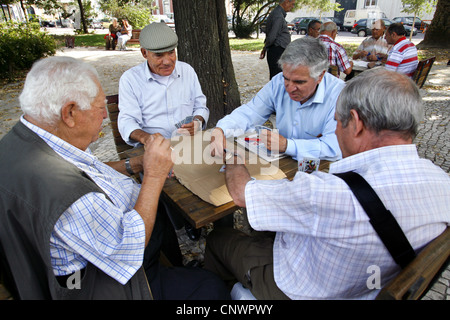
[[211, 37, 345, 162], [118, 22, 209, 145], [319, 21, 353, 78], [385, 23, 419, 78], [352, 19, 391, 63], [118, 22, 210, 240], [204, 68, 450, 300], [0, 56, 230, 300], [306, 19, 322, 38]]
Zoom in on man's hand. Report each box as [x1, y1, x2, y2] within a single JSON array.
[[178, 119, 202, 136], [142, 134, 173, 179], [259, 48, 266, 59], [210, 127, 226, 158], [259, 129, 287, 153]]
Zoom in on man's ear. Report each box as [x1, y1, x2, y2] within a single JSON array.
[[350, 109, 365, 136], [60, 102, 78, 128], [140, 48, 148, 58]]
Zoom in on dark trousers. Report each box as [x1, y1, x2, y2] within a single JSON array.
[[143, 201, 230, 300], [204, 227, 290, 300], [267, 45, 285, 79]]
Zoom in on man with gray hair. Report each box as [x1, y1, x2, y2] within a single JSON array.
[[319, 21, 353, 77], [204, 68, 450, 299], [211, 37, 345, 162], [0, 56, 230, 300]]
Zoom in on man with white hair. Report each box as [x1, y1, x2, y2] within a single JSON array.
[[204, 68, 450, 300], [319, 21, 353, 77], [0, 56, 230, 300], [352, 19, 391, 62], [211, 37, 345, 162]]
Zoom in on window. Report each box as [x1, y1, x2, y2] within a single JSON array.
[[365, 0, 378, 7]]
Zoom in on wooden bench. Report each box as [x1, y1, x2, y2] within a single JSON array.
[[376, 227, 449, 300], [106, 94, 134, 159], [127, 29, 141, 45], [412, 56, 435, 89]]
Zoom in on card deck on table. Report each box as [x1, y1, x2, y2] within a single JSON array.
[[298, 157, 320, 174]]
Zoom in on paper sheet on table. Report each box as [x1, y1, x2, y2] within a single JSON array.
[[170, 131, 287, 206], [353, 60, 369, 68]]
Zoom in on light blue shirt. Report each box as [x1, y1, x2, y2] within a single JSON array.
[[216, 72, 345, 161], [118, 60, 209, 145]]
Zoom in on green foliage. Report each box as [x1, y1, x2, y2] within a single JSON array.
[[0, 22, 56, 79], [99, 0, 154, 29]]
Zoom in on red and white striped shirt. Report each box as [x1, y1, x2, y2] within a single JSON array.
[[385, 37, 418, 77], [319, 34, 352, 75]]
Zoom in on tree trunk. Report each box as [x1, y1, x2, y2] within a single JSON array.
[[77, 0, 88, 34], [417, 0, 450, 48], [172, 0, 241, 127]]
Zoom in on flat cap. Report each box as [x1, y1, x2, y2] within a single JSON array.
[[139, 22, 178, 53]]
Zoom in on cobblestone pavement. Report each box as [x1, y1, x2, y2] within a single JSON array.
[[0, 41, 448, 300]]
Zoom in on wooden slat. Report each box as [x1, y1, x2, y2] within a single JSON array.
[[377, 227, 450, 300]]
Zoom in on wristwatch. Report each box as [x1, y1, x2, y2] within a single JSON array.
[[125, 158, 134, 175]]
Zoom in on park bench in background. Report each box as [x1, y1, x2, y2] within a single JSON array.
[[127, 29, 141, 45], [413, 56, 436, 89]]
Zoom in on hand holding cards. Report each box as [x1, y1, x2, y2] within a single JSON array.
[[175, 116, 202, 136]]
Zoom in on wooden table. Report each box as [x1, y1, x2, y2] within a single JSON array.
[[125, 147, 330, 229]]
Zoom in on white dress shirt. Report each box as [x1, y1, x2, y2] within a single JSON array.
[[118, 60, 209, 145], [245, 144, 450, 299]]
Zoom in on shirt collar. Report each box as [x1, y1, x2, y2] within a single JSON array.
[[20, 116, 96, 167], [330, 144, 419, 174], [394, 36, 407, 46], [144, 60, 180, 82]]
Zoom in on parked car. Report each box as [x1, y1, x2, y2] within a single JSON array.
[[351, 18, 417, 37], [152, 15, 175, 29], [325, 17, 344, 30], [40, 20, 56, 28], [90, 20, 104, 29], [393, 16, 429, 32], [259, 18, 293, 33], [294, 17, 330, 35], [288, 17, 302, 31]]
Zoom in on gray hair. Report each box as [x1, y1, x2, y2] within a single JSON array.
[[19, 56, 99, 125], [278, 37, 329, 79], [336, 68, 423, 139], [320, 21, 337, 32]]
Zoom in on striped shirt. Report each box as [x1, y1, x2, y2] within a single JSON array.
[[385, 36, 418, 77], [21, 117, 146, 285], [319, 34, 352, 74], [245, 144, 450, 299]]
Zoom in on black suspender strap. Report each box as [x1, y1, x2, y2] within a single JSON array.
[[334, 171, 416, 269]]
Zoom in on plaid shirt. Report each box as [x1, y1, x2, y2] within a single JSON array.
[[245, 145, 450, 299], [319, 34, 352, 75], [21, 117, 146, 285]]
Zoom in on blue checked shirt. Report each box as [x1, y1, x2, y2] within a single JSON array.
[[21, 117, 146, 285], [245, 145, 450, 299]]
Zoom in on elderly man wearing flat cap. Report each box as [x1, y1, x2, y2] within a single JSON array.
[[118, 22, 209, 145], [118, 22, 209, 240]]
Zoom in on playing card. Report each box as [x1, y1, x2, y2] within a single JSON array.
[[298, 157, 320, 174], [184, 116, 194, 124], [175, 121, 183, 129], [255, 125, 272, 134]]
